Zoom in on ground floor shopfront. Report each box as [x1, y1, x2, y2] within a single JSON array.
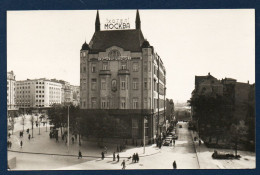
[[79, 109, 166, 144]]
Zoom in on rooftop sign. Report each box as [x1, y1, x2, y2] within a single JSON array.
[[104, 18, 130, 30]]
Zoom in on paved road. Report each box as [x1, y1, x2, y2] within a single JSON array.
[[8, 121, 200, 170]]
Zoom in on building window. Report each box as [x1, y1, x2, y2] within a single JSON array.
[[91, 63, 96, 73], [121, 98, 126, 109], [133, 98, 138, 109], [91, 79, 97, 90], [133, 62, 139, 72], [133, 78, 138, 90], [83, 67, 86, 73], [102, 62, 108, 70], [101, 79, 106, 90], [121, 80, 126, 90], [83, 52, 86, 57], [132, 118, 139, 138], [101, 98, 106, 109], [144, 78, 148, 90], [144, 61, 148, 72], [144, 98, 148, 109], [91, 98, 97, 108], [108, 50, 120, 60], [121, 61, 127, 70]]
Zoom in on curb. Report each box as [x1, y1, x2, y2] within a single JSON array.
[[8, 148, 160, 159]]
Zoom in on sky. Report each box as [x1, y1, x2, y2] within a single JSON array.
[[7, 9, 255, 103]]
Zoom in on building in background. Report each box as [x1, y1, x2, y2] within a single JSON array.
[[80, 10, 166, 142], [71, 85, 80, 106], [190, 73, 255, 148], [16, 78, 62, 108], [51, 79, 73, 105], [7, 71, 17, 111]]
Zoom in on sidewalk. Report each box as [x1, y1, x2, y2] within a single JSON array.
[[190, 130, 255, 169]]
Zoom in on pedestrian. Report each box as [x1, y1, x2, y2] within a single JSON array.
[[101, 151, 105, 160], [136, 153, 139, 163], [56, 136, 59, 142], [78, 150, 82, 159], [28, 134, 31, 140], [132, 153, 136, 163], [117, 154, 120, 162], [8, 132, 11, 138], [173, 161, 177, 169], [173, 139, 175, 146], [72, 137, 74, 144], [21, 131, 23, 137], [7, 141, 10, 148], [113, 152, 116, 161], [20, 140, 23, 148], [27, 128, 29, 134], [121, 160, 126, 169]]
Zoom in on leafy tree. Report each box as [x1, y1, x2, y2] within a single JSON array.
[[229, 120, 248, 156]]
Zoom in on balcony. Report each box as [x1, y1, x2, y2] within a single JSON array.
[[99, 70, 111, 76], [118, 69, 130, 75]]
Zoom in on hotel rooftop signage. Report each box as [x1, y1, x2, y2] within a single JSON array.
[[104, 18, 131, 30]]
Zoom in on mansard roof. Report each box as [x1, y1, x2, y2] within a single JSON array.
[[89, 29, 145, 53]]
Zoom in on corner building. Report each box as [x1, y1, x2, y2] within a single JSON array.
[[80, 10, 166, 143]]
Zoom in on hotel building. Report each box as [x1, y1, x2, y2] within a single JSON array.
[[80, 10, 166, 142]]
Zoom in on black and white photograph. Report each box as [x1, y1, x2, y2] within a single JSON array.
[[7, 9, 255, 170]]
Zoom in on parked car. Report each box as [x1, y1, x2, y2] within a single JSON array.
[[163, 138, 172, 146]]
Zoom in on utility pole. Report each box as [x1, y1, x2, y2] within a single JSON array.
[[143, 116, 146, 154], [67, 105, 70, 153]]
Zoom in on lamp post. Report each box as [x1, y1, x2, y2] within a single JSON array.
[[143, 116, 147, 154], [67, 105, 70, 153]]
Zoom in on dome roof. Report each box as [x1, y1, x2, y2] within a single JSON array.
[[141, 40, 150, 48], [81, 41, 90, 51]]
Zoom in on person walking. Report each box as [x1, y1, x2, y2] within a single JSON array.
[[8, 132, 11, 138], [132, 153, 136, 163], [101, 151, 105, 160], [117, 154, 120, 162], [136, 153, 139, 163], [121, 160, 126, 170], [113, 152, 116, 161], [78, 150, 82, 159], [173, 161, 177, 169], [72, 137, 74, 144], [28, 134, 31, 140], [20, 140, 23, 148]]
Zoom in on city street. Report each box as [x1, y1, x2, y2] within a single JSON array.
[[8, 118, 255, 170]]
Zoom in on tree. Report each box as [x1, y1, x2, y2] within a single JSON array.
[[20, 115, 26, 132], [30, 115, 35, 138], [229, 120, 248, 156]]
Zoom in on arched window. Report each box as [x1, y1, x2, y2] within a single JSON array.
[[108, 50, 121, 60]]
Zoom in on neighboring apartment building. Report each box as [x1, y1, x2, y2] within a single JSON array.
[[80, 10, 166, 141], [71, 85, 80, 106], [16, 78, 62, 108], [7, 71, 16, 110]]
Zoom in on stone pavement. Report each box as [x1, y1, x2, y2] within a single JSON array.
[[190, 129, 255, 169]]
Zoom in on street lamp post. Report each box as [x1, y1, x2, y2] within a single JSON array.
[[143, 116, 147, 154], [67, 105, 70, 153]]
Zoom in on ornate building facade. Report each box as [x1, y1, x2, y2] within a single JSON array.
[[80, 10, 166, 142]]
